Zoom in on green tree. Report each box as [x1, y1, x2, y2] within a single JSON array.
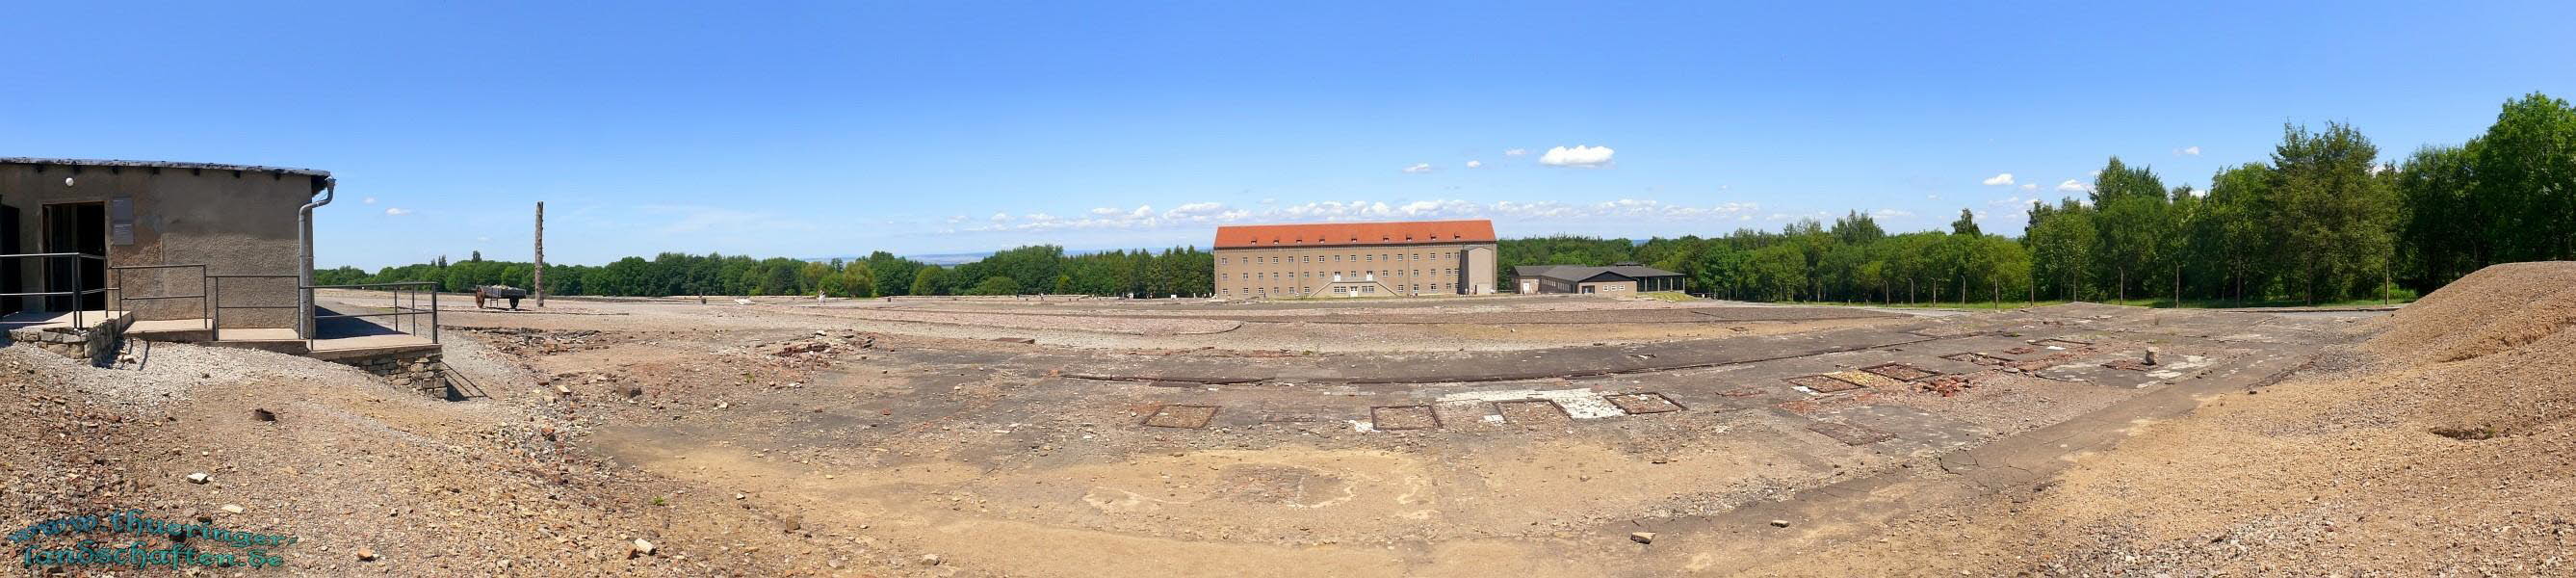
[[2023, 199, 2096, 302], [1949, 208, 1981, 237], [2203, 163, 2278, 302], [2270, 121, 2394, 302], [967, 276, 1021, 296], [909, 266, 946, 296], [1745, 245, 1808, 302], [2471, 92, 2576, 262], [2090, 157, 2171, 302], [2394, 144, 2480, 289]]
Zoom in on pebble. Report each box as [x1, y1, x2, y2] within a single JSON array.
[[1629, 532, 1655, 544], [630, 539, 656, 558], [186, 472, 211, 485], [1769, 519, 1790, 528], [356, 548, 378, 562], [221, 504, 245, 514], [921, 553, 944, 565]]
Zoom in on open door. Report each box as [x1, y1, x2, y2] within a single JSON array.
[[41, 202, 106, 311], [0, 202, 18, 315]]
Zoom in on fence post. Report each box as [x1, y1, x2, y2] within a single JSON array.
[[72, 256, 83, 328]]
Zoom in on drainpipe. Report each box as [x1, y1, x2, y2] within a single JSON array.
[[297, 178, 335, 339]]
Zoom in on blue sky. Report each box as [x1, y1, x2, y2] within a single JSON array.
[[5, 2, 2570, 268]]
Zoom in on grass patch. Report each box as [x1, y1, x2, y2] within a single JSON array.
[[1636, 291, 1699, 302]]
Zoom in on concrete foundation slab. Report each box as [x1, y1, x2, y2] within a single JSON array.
[[1604, 392, 1684, 414], [1141, 405, 1218, 429]]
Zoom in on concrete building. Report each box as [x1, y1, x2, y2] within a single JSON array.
[[0, 158, 441, 376], [1212, 220, 1497, 299], [1512, 263, 1687, 295]]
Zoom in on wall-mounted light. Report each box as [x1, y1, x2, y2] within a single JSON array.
[[64, 177, 75, 187]]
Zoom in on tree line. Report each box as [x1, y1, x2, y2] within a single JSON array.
[[314, 246, 1216, 298], [1514, 92, 2571, 306], [323, 92, 2570, 304]]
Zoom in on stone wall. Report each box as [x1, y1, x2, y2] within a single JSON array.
[[7, 316, 129, 364], [339, 351, 446, 392]]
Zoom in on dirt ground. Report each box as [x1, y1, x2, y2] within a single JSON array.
[[4, 272, 2558, 577]]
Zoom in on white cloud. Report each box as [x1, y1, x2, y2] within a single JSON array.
[[2019, 183, 2039, 193], [2176, 145, 2201, 156], [1465, 160, 1483, 169], [1981, 172, 2016, 186], [1926, 194, 1939, 200], [361, 197, 377, 204], [383, 207, 412, 216], [476, 236, 490, 242], [1988, 196, 2038, 222], [989, 212, 1010, 223], [2056, 179, 2091, 193], [946, 215, 967, 223], [1871, 208, 1914, 219], [1538, 145, 1615, 168], [1503, 148, 1528, 157], [1167, 202, 1228, 219], [1402, 163, 1434, 173]]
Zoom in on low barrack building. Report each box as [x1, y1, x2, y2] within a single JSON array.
[[1512, 263, 1687, 295], [0, 158, 441, 380], [1212, 220, 1497, 299]]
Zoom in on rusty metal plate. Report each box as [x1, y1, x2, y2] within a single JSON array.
[[1604, 392, 1685, 414], [1787, 375, 1862, 393], [1808, 421, 1894, 445], [1370, 406, 1443, 430], [1827, 370, 1907, 390], [1494, 400, 1571, 424], [1942, 353, 2011, 365], [1861, 362, 1939, 381], [1142, 405, 1218, 429], [1719, 387, 1767, 398]]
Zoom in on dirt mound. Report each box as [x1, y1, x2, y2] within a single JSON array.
[[1742, 268, 2576, 575], [2369, 261, 2576, 363]]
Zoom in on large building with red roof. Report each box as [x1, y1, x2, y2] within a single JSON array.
[[1211, 220, 1497, 299]]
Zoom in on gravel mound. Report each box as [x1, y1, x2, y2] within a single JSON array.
[[2370, 261, 2576, 363]]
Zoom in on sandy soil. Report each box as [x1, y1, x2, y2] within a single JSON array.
[[15, 276, 2548, 576], [1739, 262, 2576, 576]]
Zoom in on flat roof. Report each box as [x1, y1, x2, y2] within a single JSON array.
[[1514, 264, 1684, 283], [1214, 220, 1496, 250], [1, 157, 330, 178]]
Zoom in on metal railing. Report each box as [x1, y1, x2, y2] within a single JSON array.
[[110, 264, 210, 330], [209, 274, 301, 339], [0, 252, 112, 328], [308, 281, 439, 347]]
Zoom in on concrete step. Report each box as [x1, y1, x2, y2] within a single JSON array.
[[125, 319, 215, 343]]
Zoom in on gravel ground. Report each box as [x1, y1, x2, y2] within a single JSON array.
[[1741, 261, 2576, 576]]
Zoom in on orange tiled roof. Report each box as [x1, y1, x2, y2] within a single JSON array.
[[1212, 220, 1496, 250]]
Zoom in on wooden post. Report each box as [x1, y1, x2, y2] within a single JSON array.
[[533, 201, 546, 307]]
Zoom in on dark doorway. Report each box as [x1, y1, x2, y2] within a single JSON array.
[[0, 203, 18, 315], [41, 202, 106, 311]]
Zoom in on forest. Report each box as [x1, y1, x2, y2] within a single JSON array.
[[321, 92, 2573, 305]]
